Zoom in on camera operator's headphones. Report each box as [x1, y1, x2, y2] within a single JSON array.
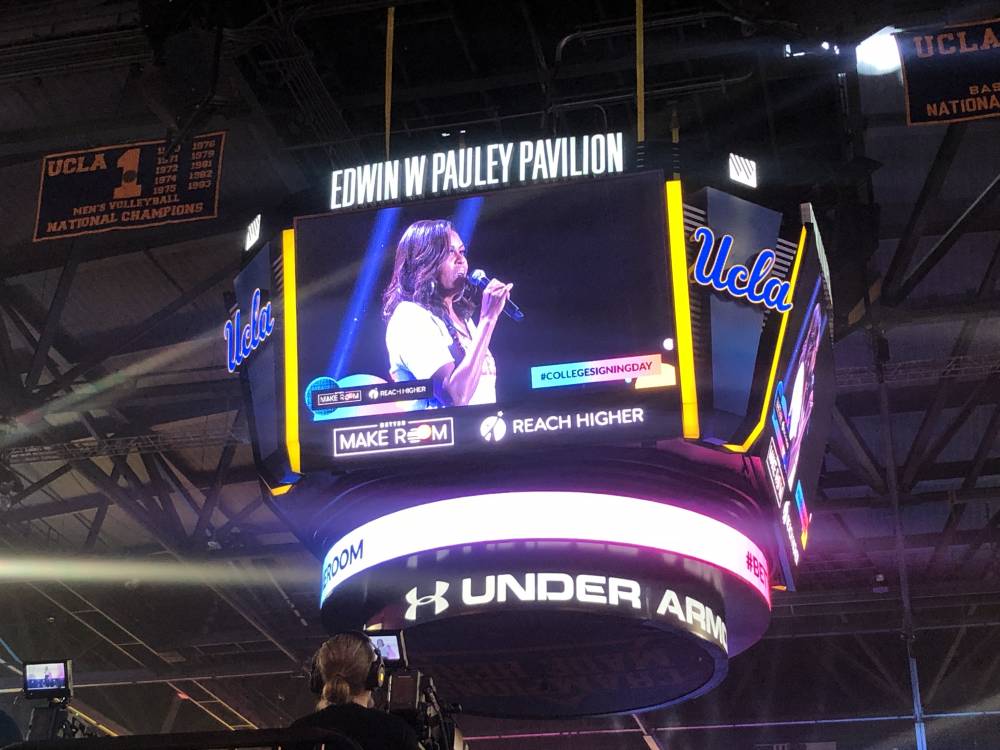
[[309, 631, 386, 695]]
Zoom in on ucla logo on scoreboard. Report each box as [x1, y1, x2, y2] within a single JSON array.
[[224, 288, 275, 373], [691, 226, 792, 313]]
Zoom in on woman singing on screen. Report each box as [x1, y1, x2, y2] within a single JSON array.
[[382, 219, 511, 409]]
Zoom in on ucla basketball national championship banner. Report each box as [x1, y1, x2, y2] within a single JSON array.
[[896, 18, 1000, 125], [34, 132, 225, 241]]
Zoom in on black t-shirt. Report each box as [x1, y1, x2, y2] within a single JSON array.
[[291, 703, 420, 750]]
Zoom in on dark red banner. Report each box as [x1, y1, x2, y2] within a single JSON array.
[[33, 132, 225, 241]]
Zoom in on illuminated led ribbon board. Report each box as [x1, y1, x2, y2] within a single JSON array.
[[320, 491, 770, 607]]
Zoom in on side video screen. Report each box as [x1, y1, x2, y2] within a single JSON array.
[[292, 171, 681, 469]]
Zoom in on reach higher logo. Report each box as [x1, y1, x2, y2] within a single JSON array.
[[403, 572, 728, 653]]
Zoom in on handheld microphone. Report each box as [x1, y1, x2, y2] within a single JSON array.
[[467, 269, 525, 321]]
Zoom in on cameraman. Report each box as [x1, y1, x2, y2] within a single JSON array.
[[292, 633, 420, 750]]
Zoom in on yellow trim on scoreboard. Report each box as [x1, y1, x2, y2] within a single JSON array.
[[724, 225, 808, 453], [282, 228, 301, 474], [665, 180, 700, 439]]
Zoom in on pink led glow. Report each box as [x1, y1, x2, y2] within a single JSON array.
[[320, 491, 770, 606]]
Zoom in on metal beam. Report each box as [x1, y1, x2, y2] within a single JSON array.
[[956, 505, 1000, 572], [113, 454, 185, 544], [825, 639, 909, 705], [216, 497, 264, 541], [882, 124, 965, 295], [823, 457, 1000, 490], [34, 257, 241, 399], [964, 401, 1000, 490], [880, 296, 1000, 327], [0, 308, 23, 408], [140, 453, 187, 539], [73, 460, 159, 531], [0, 494, 106, 523], [0, 292, 64, 389], [83, 502, 109, 552], [924, 401, 1000, 575], [24, 250, 80, 389], [831, 512, 879, 572], [898, 244, 1000, 490], [908, 373, 1000, 488], [4, 463, 72, 506], [974, 651, 1000, 697], [71, 460, 302, 664], [808, 526, 1000, 553], [830, 406, 886, 495], [153, 452, 212, 518], [890, 171, 1000, 304], [899, 384, 956, 492], [6, 429, 246, 465], [923, 502, 967, 575], [871, 314, 927, 747], [773, 581, 1000, 609], [192, 441, 238, 544], [924, 619, 972, 706], [817, 486, 1000, 513], [766, 617, 1000, 639]]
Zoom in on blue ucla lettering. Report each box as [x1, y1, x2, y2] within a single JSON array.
[[224, 288, 275, 373], [691, 226, 793, 313]]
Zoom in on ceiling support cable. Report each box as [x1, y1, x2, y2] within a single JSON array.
[[635, 0, 645, 143], [869, 293, 928, 750], [384, 6, 395, 159]]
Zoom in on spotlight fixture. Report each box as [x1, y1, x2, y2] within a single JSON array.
[[856, 26, 902, 76]]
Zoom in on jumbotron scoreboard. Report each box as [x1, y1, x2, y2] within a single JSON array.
[[228, 133, 833, 716]]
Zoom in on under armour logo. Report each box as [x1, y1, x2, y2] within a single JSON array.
[[404, 581, 450, 621]]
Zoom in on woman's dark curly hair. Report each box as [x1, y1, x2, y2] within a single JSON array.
[[382, 219, 474, 322]]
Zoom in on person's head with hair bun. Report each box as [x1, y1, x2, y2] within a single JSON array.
[[314, 633, 376, 709]]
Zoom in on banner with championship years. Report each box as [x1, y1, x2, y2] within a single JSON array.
[[33, 132, 225, 241], [896, 19, 1000, 126]]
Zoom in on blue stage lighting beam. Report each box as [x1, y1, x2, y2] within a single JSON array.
[[329, 207, 401, 379], [452, 197, 483, 248]]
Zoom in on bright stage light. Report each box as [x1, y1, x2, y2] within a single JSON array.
[[0, 556, 315, 588], [856, 26, 901, 76]]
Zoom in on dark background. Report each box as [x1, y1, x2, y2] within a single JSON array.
[[3, 0, 999, 745]]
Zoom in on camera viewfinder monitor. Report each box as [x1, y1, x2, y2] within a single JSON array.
[[23, 660, 72, 701], [370, 632, 407, 667]]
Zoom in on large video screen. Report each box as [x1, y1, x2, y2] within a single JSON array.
[[291, 171, 681, 469], [761, 239, 835, 572]]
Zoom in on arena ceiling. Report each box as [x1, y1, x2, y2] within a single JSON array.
[[0, 1, 999, 748]]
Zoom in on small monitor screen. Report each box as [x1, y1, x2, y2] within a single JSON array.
[[371, 634, 403, 663], [23, 660, 71, 699]]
